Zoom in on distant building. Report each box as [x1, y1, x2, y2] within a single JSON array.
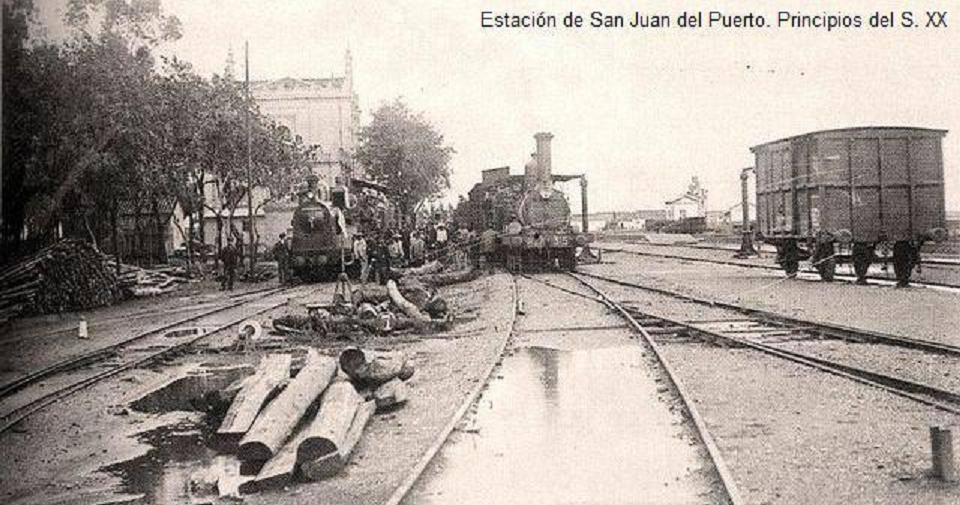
[[250, 50, 360, 195], [665, 177, 707, 220]]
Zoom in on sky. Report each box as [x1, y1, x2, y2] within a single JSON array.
[[35, 0, 960, 213]]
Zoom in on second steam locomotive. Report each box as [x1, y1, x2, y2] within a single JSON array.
[[458, 132, 591, 270]]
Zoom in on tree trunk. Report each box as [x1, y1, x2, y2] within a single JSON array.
[[387, 279, 431, 322], [217, 354, 291, 437], [300, 400, 375, 480], [373, 378, 408, 411], [133, 203, 142, 267], [237, 349, 338, 461], [152, 198, 164, 264], [295, 379, 363, 463], [112, 203, 120, 276]]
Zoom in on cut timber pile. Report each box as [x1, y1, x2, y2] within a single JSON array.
[[210, 347, 415, 496], [103, 259, 189, 297], [0, 239, 122, 324]]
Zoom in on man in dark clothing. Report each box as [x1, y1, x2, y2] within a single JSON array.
[[892, 240, 920, 288], [220, 237, 241, 291], [480, 227, 498, 274], [272, 233, 290, 284], [370, 234, 390, 285]]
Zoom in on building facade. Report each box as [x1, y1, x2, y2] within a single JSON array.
[[250, 50, 361, 196]]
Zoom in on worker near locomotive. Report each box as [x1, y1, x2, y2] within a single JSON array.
[[456, 132, 594, 272], [751, 127, 949, 287]]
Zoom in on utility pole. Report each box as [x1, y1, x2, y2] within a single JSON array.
[[245, 41, 255, 271]]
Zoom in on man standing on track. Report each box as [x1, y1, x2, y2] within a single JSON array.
[[353, 232, 369, 284], [220, 236, 241, 291], [272, 233, 289, 284]]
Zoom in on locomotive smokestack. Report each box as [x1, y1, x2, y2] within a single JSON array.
[[534, 132, 554, 192]]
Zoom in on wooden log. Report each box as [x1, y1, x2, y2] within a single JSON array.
[[339, 348, 415, 388], [296, 379, 364, 463], [387, 280, 431, 322], [238, 424, 305, 494], [396, 260, 442, 276], [351, 284, 390, 304], [300, 400, 376, 480], [237, 349, 338, 461], [373, 378, 409, 411], [416, 268, 480, 287], [217, 354, 292, 436]]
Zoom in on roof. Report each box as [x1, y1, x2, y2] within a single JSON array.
[[750, 126, 948, 152], [665, 194, 702, 205]]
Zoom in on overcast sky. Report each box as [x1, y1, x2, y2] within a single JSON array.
[[37, 0, 959, 213]]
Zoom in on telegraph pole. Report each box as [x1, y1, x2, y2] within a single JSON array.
[[245, 41, 255, 271]]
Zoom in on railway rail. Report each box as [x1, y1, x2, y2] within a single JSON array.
[[390, 274, 743, 504], [0, 285, 302, 434], [598, 246, 960, 291], [575, 270, 960, 357], [534, 271, 960, 417], [609, 240, 960, 267], [517, 273, 743, 504]]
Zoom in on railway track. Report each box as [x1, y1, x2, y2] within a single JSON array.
[[0, 285, 303, 434], [575, 270, 960, 357], [515, 273, 743, 505], [612, 240, 960, 267], [598, 246, 960, 291], [391, 274, 743, 505], [532, 271, 960, 417]]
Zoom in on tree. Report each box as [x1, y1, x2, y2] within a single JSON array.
[[355, 99, 454, 222]]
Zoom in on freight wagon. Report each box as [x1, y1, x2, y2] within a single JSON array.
[[751, 127, 948, 285]]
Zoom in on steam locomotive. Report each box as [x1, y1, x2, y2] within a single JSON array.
[[458, 132, 591, 271], [288, 174, 395, 280]]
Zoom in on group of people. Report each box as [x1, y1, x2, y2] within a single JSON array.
[[242, 220, 504, 291]]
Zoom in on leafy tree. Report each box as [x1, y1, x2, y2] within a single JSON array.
[[355, 99, 455, 221]]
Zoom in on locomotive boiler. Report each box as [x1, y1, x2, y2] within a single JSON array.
[[460, 132, 591, 270]]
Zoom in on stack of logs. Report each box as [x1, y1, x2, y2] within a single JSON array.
[[104, 259, 188, 297], [214, 347, 413, 495], [271, 260, 477, 340], [0, 239, 123, 324]]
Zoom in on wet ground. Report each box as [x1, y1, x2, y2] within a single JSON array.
[[404, 277, 720, 505]]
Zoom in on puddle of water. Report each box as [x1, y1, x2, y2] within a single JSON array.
[[102, 415, 258, 504], [102, 366, 258, 503], [406, 345, 716, 505]]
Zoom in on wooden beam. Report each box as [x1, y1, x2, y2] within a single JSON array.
[[296, 379, 364, 463], [301, 400, 376, 481], [217, 354, 291, 436], [237, 349, 337, 461]]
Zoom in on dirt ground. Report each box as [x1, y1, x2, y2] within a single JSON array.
[[556, 260, 960, 504], [0, 274, 515, 505]]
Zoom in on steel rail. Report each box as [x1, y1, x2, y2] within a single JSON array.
[[0, 286, 301, 434], [598, 246, 960, 290], [0, 286, 291, 400], [606, 241, 960, 266], [576, 270, 960, 357], [383, 277, 519, 505], [549, 272, 960, 416], [529, 273, 744, 505]]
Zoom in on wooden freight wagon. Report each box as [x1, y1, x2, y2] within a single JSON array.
[[750, 127, 948, 285]]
